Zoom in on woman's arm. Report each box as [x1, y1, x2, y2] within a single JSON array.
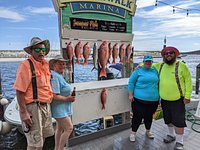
[[53, 93, 75, 102]]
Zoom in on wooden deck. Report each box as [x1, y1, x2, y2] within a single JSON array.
[[68, 119, 200, 150]]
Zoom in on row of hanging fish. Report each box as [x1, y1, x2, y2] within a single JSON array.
[[63, 41, 133, 77]]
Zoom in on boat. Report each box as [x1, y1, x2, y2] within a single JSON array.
[[4, 78, 132, 134]]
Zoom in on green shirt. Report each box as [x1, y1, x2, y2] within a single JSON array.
[[153, 60, 192, 101]]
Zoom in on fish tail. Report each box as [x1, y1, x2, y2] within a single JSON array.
[[75, 59, 80, 64], [99, 68, 107, 77], [112, 60, 116, 64], [83, 61, 88, 66], [68, 60, 72, 65], [91, 66, 98, 72], [102, 105, 105, 110], [125, 58, 129, 62]]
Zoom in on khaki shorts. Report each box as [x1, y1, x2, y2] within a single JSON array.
[[22, 103, 54, 147]]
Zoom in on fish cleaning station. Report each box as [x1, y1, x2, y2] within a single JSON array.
[[52, 0, 136, 144]]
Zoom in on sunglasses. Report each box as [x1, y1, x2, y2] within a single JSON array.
[[33, 48, 46, 53], [144, 56, 153, 59], [164, 51, 174, 55]]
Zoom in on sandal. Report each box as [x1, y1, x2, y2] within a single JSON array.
[[163, 135, 176, 143], [174, 142, 184, 150]]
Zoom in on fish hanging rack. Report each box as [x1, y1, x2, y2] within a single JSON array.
[[63, 38, 132, 48]]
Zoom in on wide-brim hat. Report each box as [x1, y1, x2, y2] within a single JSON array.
[[50, 55, 68, 62], [24, 37, 50, 55], [49, 55, 68, 70], [161, 46, 180, 57]]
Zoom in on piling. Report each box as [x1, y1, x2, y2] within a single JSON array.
[[0, 71, 3, 120], [196, 63, 200, 94]]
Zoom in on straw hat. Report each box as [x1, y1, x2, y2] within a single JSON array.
[[49, 55, 68, 70], [24, 37, 50, 55], [161, 46, 180, 57], [50, 55, 68, 62]]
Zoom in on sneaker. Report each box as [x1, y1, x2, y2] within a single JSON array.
[[130, 133, 136, 142], [174, 142, 184, 150], [163, 135, 176, 143], [146, 131, 154, 139]]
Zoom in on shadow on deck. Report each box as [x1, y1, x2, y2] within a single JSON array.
[[68, 119, 200, 150]]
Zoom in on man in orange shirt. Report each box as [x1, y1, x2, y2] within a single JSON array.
[[13, 37, 54, 150]]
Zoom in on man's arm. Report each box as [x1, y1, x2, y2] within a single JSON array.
[[16, 90, 33, 127], [183, 64, 192, 104]]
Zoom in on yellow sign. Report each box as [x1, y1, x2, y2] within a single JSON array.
[[59, 0, 136, 15]]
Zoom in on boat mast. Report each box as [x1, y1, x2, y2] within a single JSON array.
[[163, 35, 167, 48]]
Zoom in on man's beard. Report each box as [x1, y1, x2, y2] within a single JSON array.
[[163, 57, 176, 65]]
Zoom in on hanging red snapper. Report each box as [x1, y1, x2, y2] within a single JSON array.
[[65, 42, 74, 65], [112, 43, 119, 64], [75, 41, 83, 64], [125, 44, 132, 62], [119, 43, 125, 64], [98, 41, 109, 77], [101, 88, 107, 110], [83, 42, 91, 65]]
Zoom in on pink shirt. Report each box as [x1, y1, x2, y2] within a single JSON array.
[[13, 56, 53, 104]]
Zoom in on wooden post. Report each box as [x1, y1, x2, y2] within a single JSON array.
[[0, 71, 2, 95], [196, 63, 200, 94]]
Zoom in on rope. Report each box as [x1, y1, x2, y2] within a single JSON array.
[[186, 108, 200, 133], [155, 0, 200, 16]]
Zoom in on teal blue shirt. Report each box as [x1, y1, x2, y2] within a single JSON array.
[[128, 66, 160, 101], [50, 71, 72, 118]]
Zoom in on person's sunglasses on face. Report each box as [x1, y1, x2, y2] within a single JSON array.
[[33, 47, 46, 53], [164, 51, 174, 56]]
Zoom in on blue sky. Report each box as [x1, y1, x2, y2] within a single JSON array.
[[0, 0, 200, 52]]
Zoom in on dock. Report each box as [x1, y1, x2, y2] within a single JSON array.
[[68, 119, 200, 150]]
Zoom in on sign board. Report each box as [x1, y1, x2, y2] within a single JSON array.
[[52, 0, 136, 45], [70, 17, 126, 32]]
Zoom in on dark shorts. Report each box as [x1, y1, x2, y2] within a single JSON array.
[[161, 97, 186, 128]]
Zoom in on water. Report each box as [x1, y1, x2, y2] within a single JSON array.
[[0, 54, 199, 149]]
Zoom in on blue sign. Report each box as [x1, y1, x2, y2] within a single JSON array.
[[70, 2, 126, 18]]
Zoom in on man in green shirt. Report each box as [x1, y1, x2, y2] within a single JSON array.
[[153, 46, 192, 150]]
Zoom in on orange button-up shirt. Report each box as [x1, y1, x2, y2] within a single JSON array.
[[13, 56, 53, 104]]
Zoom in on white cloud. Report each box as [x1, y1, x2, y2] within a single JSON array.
[[133, 0, 200, 51], [136, 0, 155, 8], [25, 7, 56, 15], [194, 42, 200, 46], [8, 27, 44, 31], [0, 7, 25, 22]]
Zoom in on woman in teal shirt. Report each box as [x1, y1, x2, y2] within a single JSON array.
[[128, 55, 159, 142], [50, 55, 75, 150]]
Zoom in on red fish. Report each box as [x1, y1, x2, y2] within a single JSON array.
[[125, 44, 132, 62], [65, 42, 74, 65], [101, 88, 107, 110], [98, 41, 109, 77], [83, 42, 91, 65], [112, 43, 119, 64], [119, 43, 125, 64], [75, 41, 83, 64]]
